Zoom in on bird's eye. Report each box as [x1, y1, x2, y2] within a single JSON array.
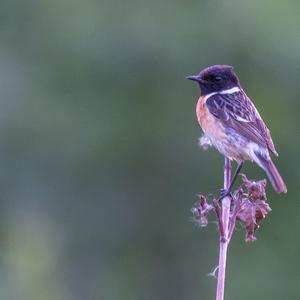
[[215, 76, 222, 82]]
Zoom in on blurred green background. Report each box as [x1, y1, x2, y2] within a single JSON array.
[[0, 0, 299, 299]]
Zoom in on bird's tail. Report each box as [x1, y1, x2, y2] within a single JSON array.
[[255, 153, 287, 194]]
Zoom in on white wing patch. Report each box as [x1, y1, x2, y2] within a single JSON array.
[[235, 115, 251, 122]]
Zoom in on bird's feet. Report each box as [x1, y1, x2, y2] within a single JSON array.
[[218, 188, 232, 201]]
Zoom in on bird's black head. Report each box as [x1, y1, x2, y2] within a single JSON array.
[[187, 65, 240, 95]]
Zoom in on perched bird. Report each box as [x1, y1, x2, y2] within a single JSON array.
[[187, 65, 287, 194]]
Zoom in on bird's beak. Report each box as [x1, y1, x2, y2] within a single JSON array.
[[186, 75, 203, 83]]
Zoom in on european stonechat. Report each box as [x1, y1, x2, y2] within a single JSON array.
[[187, 65, 287, 194]]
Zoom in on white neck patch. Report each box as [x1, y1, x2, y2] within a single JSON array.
[[220, 86, 240, 95], [205, 86, 240, 100]]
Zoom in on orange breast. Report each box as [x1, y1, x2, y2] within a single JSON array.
[[196, 96, 207, 128], [195, 96, 251, 161], [196, 95, 225, 140]]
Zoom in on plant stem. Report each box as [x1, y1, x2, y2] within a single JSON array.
[[216, 157, 231, 300]]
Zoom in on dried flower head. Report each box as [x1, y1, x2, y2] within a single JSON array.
[[191, 174, 272, 241], [237, 174, 272, 242], [191, 194, 214, 227], [241, 174, 266, 200]]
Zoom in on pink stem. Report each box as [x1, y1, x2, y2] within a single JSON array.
[[216, 157, 231, 300]]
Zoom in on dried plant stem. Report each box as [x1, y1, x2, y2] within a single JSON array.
[[192, 144, 272, 298], [216, 157, 231, 300]]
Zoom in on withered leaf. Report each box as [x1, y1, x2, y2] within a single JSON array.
[[241, 174, 267, 200], [237, 199, 271, 241]]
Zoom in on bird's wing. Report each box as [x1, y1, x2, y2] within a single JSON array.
[[206, 90, 278, 155]]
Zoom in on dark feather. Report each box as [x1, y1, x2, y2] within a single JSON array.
[[206, 90, 278, 155]]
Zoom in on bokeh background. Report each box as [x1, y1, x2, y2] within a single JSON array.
[[0, 0, 299, 299]]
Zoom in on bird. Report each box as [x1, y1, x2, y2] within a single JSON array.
[[187, 64, 287, 195]]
